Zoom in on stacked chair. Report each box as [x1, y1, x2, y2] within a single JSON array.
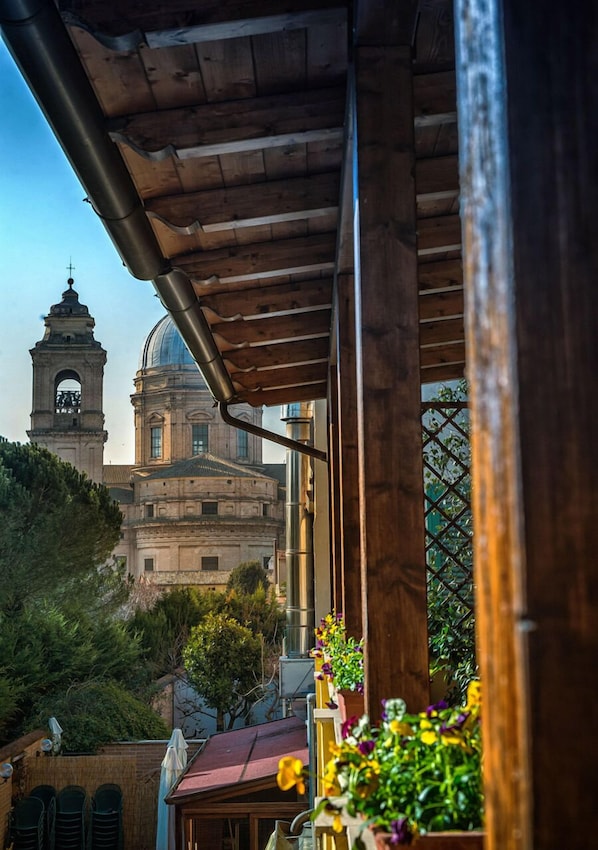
[[54, 785, 87, 850], [10, 783, 122, 850], [88, 784, 123, 850], [10, 796, 45, 850], [29, 786, 56, 850]]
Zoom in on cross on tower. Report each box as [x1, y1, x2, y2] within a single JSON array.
[[66, 259, 75, 278]]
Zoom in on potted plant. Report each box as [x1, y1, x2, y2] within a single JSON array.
[[277, 681, 484, 848], [312, 612, 365, 718]]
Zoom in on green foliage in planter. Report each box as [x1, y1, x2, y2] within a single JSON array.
[[312, 612, 364, 694], [312, 683, 483, 845]]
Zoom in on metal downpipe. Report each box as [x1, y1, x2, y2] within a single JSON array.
[[283, 402, 316, 657], [0, 0, 235, 403], [219, 402, 327, 462]]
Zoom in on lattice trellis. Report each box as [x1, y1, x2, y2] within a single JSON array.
[[422, 398, 474, 666]]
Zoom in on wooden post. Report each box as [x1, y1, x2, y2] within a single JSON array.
[[328, 367, 344, 614], [353, 39, 429, 717], [336, 272, 362, 638], [456, 1, 598, 848]]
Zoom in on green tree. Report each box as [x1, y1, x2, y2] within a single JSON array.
[[226, 560, 270, 595], [0, 602, 148, 743], [33, 680, 168, 753], [0, 441, 123, 612], [128, 587, 221, 676], [183, 612, 262, 730], [224, 585, 285, 650]]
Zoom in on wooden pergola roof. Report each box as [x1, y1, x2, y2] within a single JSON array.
[[56, 0, 462, 407]]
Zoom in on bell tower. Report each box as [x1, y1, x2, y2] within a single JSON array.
[[28, 276, 107, 483]]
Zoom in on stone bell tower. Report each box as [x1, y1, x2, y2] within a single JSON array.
[[28, 276, 107, 483]]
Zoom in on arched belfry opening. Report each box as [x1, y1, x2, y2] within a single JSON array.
[[54, 369, 82, 420], [28, 276, 107, 483]]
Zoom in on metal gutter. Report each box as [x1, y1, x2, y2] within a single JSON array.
[[0, 0, 235, 403], [219, 403, 327, 462]]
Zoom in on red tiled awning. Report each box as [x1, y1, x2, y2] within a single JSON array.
[[167, 716, 308, 803]]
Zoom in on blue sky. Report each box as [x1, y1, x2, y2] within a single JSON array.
[[0, 40, 285, 465]]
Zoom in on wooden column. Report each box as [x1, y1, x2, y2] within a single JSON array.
[[336, 272, 362, 638], [353, 38, 429, 717], [456, 1, 598, 849], [328, 367, 343, 614]]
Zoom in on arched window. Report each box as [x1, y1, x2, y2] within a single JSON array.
[[54, 370, 81, 415]]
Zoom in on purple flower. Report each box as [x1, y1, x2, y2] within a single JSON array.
[[426, 700, 448, 716], [389, 818, 414, 845], [341, 716, 359, 739], [357, 739, 375, 756]]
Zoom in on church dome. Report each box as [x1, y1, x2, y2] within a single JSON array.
[[139, 314, 199, 371]]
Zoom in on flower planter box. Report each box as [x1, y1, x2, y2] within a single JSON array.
[[335, 689, 365, 722], [372, 830, 484, 850]]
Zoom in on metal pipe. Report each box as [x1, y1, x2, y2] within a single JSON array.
[[283, 402, 316, 657], [219, 402, 328, 462], [0, 0, 236, 403]]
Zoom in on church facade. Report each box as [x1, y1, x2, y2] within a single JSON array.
[[31, 281, 285, 591]]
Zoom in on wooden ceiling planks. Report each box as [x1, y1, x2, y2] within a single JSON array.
[[60, 0, 467, 403]]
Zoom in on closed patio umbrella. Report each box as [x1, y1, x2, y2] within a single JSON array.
[[167, 728, 188, 770], [155, 741, 185, 850]]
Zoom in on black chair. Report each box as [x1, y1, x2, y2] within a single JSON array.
[[89, 784, 123, 850], [11, 796, 45, 850], [55, 786, 87, 850], [29, 786, 56, 850]]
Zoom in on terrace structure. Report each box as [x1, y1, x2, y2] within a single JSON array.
[[1, 2, 596, 850]]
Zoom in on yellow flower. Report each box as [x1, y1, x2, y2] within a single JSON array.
[[276, 757, 306, 795], [389, 719, 413, 737], [420, 718, 432, 730], [440, 730, 469, 750], [421, 730, 438, 745], [332, 813, 344, 833], [466, 680, 482, 711]]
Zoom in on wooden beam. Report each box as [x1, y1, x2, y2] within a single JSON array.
[[420, 316, 464, 345], [199, 279, 333, 318], [420, 341, 466, 367], [417, 214, 462, 254], [415, 154, 459, 199], [210, 308, 331, 346], [107, 87, 346, 159], [175, 233, 337, 283], [63, 1, 347, 48], [146, 8, 347, 48], [413, 71, 457, 119], [223, 337, 330, 370], [354, 0, 419, 46], [420, 362, 465, 383], [418, 257, 463, 291], [236, 382, 328, 406], [145, 173, 340, 233], [230, 361, 327, 391], [354, 45, 429, 719], [418, 288, 463, 321]]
